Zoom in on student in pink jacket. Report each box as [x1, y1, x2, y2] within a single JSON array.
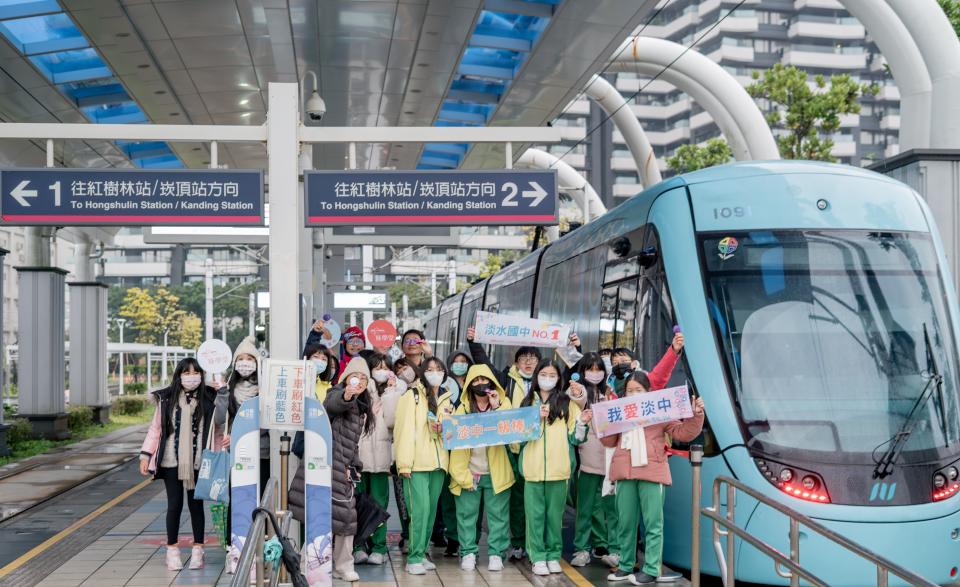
[[600, 371, 705, 585]]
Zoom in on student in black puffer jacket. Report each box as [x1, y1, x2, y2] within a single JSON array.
[[323, 356, 375, 583]]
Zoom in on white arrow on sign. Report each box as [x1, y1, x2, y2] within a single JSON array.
[[11, 180, 37, 207], [522, 181, 548, 207]]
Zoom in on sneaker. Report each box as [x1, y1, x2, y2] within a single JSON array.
[[188, 546, 204, 570], [547, 560, 562, 573], [460, 553, 476, 571], [334, 569, 360, 582], [400, 539, 409, 554], [488, 555, 503, 571], [422, 558, 436, 571], [629, 572, 656, 585], [367, 552, 386, 565], [165, 547, 182, 571], [592, 546, 610, 557], [602, 552, 621, 568], [570, 550, 590, 567], [406, 563, 426, 575], [444, 540, 460, 557], [227, 553, 237, 575], [532, 561, 550, 576], [608, 569, 633, 582], [656, 570, 683, 582], [353, 550, 369, 564], [509, 546, 526, 561]]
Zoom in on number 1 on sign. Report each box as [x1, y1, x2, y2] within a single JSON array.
[[49, 181, 61, 207]]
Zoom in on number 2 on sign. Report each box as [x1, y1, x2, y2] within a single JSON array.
[[501, 182, 518, 207], [49, 181, 61, 207]]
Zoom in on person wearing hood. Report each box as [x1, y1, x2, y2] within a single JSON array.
[[336, 326, 366, 380], [465, 326, 581, 561], [227, 336, 270, 492], [448, 364, 515, 573], [394, 356, 453, 575], [324, 356, 376, 582], [353, 352, 402, 566]]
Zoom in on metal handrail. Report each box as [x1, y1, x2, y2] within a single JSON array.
[[231, 477, 277, 587], [702, 474, 937, 587]]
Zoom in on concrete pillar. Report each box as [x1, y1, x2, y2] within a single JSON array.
[[17, 267, 68, 439], [68, 282, 109, 424]]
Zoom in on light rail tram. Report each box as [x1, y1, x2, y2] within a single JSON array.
[[422, 161, 960, 585]]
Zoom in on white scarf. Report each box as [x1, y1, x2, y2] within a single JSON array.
[[177, 391, 202, 489], [620, 426, 648, 468], [233, 379, 259, 404]]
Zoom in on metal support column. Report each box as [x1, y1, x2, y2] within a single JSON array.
[[0, 248, 10, 456], [267, 82, 301, 360], [68, 281, 110, 424], [17, 267, 69, 439], [205, 258, 214, 340]]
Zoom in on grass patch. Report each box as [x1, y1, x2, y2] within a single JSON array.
[[0, 409, 152, 467]]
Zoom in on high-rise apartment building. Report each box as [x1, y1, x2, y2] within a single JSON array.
[[546, 0, 902, 209]]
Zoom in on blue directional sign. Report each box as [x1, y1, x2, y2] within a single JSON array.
[[304, 169, 558, 226], [0, 168, 264, 226]]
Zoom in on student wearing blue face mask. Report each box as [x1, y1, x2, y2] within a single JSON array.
[[446, 350, 474, 403]]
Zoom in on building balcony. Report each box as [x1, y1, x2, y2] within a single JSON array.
[[388, 260, 482, 277], [611, 156, 639, 171], [631, 98, 691, 119], [644, 11, 697, 39], [839, 113, 860, 128], [880, 114, 901, 130], [690, 110, 717, 129], [788, 21, 865, 40], [876, 85, 900, 102], [103, 261, 170, 278], [795, 0, 844, 9], [831, 141, 856, 158], [885, 144, 901, 158], [708, 45, 755, 63], [719, 16, 759, 34], [565, 100, 589, 116], [782, 50, 865, 70], [645, 126, 691, 145], [613, 183, 642, 198]]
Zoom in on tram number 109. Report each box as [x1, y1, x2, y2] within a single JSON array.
[[712, 206, 751, 219]]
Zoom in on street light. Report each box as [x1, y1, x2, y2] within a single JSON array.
[[115, 318, 127, 396]]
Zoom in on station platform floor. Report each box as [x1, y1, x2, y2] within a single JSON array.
[[0, 423, 693, 587]]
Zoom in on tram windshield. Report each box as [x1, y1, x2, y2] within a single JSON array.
[[701, 230, 960, 461]]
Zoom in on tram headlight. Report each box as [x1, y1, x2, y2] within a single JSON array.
[[801, 476, 818, 491], [779, 468, 794, 483], [948, 466, 959, 481], [934, 473, 948, 489]]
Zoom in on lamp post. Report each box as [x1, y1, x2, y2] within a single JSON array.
[[115, 318, 127, 396]]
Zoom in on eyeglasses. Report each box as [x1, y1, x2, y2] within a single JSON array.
[[517, 355, 539, 364], [404, 339, 422, 347]]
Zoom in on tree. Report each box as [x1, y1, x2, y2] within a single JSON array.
[[939, 0, 960, 38], [747, 64, 877, 162], [667, 138, 733, 173], [178, 314, 203, 349], [118, 287, 158, 343]]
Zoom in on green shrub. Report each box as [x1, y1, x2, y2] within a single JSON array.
[[113, 395, 151, 416], [67, 405, 94, 431], [6, 417, 32, 444], [125, 383, 147, 395]]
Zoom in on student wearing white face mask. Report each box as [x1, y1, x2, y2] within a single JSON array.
[[140, 358, 224, 571], [354, 352, 402, 565], [394, 357, 454, 574]]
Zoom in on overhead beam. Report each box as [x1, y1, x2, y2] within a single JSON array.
[[299, 126, 562, 143]]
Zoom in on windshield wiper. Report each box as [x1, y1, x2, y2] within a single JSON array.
[[872, 323, 944, 479]]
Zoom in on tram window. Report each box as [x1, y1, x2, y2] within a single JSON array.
[[599, 286, 618, 350], [617, 280, 638, 351]]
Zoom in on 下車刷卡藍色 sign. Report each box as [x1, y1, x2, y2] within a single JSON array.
[[304, 170, 557, 226]]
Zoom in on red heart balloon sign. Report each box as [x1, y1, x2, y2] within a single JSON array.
[[366, 319, 398, 349]]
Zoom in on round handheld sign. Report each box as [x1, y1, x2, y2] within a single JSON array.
[[314, 315, 341, 349], [366, 319, 398, 349], [197, 339, 233, 373]]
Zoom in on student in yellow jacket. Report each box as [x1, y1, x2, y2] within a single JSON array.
[[518, 358, 589, 577], [394, 357, 454, 575], [447, 364, 516, 572], [303, 344, 338, 402]]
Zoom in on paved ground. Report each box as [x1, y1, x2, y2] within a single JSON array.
[[0, 422, 695, 587]]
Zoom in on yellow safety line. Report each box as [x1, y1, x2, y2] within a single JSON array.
[[0, 478, 153, 579], [560, 559, 597, 587]]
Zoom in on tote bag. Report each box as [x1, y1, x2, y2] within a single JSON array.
[[195, 418, 230, 503]]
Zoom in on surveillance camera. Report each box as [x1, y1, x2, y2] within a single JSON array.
[[305, 91, 326, 122]]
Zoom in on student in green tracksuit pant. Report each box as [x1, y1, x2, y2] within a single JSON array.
[[518, 358, 589, 577], [448, 364, 516, 572], [600, 371, 705, 585], [394, 358, 454, 575]]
